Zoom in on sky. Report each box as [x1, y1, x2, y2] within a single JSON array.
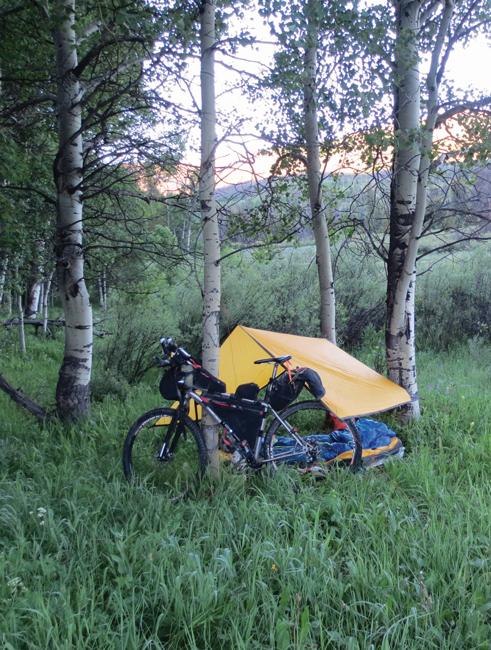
[[165, 12, 490, 184], [441, 34, 490, 92]]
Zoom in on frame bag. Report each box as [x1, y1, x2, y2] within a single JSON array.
[[211, 395, 264, 447]]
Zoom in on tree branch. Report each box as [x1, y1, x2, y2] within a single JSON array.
[[417, 233, 491, 261], [0, 373, 50, 422], [0, 184, 56, 205], [435, 96, 491, 126], [74, 36, 146, 77]]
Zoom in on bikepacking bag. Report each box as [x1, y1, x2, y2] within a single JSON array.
[[159, 367, 179, 400], [269, 367, 326, 411], [192, 363, 226, 394], [208, 395, 264, 448], [234, 383, 260, 400], [159, 362, 226, 400]]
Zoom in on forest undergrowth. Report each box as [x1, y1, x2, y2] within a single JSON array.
[[0, 330, 490, 649]]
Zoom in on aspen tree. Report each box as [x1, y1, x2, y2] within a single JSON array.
[[199, 0, 221, 472], [53, 0, 93, 420], [385, 0, 489, 418], [303, 0, 336, 342]]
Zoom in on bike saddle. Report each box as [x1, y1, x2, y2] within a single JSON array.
[[254, 355, 292, 365]]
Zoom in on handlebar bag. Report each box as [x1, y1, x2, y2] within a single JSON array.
[[160, 364, 226, 399], [159, 368, 180, 400]]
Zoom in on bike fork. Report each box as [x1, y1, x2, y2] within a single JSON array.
[[156, 416, 182, 461]]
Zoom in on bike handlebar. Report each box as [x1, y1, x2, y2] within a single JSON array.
[[158, 337, 192, 367], [160, 336, 177, 354]]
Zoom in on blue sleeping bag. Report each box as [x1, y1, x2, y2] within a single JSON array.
[[272, 418, 404, 467]]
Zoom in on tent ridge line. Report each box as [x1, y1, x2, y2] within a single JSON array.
[[241, 326, 276, 361], [234, 325, 411, 418]]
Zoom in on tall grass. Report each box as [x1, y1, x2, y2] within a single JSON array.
[[0, 332, 490, 649]]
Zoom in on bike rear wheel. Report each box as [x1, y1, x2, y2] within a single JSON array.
[[122, 407, 207, 493], [264, 400, 363, 472]]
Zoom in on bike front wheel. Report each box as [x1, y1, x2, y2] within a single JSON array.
[[122, 407, 208, 493], [264, 400, 363, 471]]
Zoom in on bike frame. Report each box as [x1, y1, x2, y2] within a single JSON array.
[[155, 358, 313, 464], [190, 390, 315, 464], [154, 342, 362, 470]]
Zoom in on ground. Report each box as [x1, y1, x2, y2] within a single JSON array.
[[0, 334, 490, 649]]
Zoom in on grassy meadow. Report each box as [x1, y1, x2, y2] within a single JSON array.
[[0, 329, 490, 649]]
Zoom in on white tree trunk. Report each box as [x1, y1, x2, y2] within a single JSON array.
[[25, 282, 42, 318], [303, 0, 336, 344], [387, 0, 454, 420], [25, 240, 45, 318], [54, 0, 93, 421], [200, 0, 220, 473], [0, 256, 8, 306], [17, 293, 26, 355], [386, 270, 419, 419], [97, 269, 107, 310], [38, 282, 44, 314], [186, 219, 192, 251], [386, 0, 422, 418], [102, 267, 107, 311], [43, 272, 54, 336], [97, 274, 104, 308]]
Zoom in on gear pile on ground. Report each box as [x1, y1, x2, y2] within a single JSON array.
[[271, 418, 404, 471]]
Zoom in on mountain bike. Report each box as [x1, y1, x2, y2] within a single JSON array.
[[122, 337, 363, 493]]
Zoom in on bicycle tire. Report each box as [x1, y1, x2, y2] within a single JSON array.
[[122, 407, 208, 493], [264, 400, 363, 472]]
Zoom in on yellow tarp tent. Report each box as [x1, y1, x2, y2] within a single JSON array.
[[218, 325, 410, 418]]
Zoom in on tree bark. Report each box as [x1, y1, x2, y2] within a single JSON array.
[[386, 0, 454, 420], [97, 274, 104, 308], [53, 0, 93, 421], [0, 256, 8, 305], [199, 0, 220, 473], [17, 293, 26, 354], [386, 0, 422, 419], [303, 0, 336, 344], [42, 271, 54, 335], [97, 268, 107, 310], [38, 282, 44, 315], [25, 240, 45, 318], [25, 281, 42, 318], [6, 291, 12, 317], [102, 267, 107, 311]]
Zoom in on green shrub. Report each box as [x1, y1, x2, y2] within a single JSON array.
[[96, 293, 179, 386], [417, 244, 491, 350], [219, 246, 387, 348], [91, 367, 130, 402], [91, 240, 490, 381]]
